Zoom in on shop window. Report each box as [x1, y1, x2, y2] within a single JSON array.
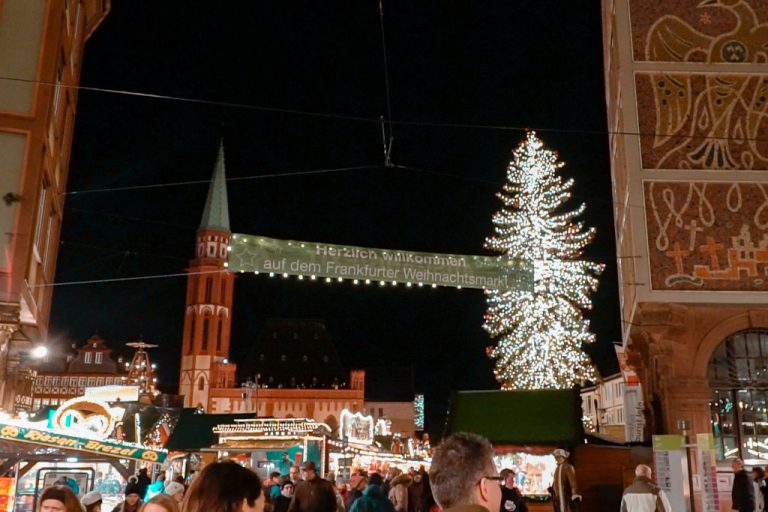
[[710, 330, 768, 464]]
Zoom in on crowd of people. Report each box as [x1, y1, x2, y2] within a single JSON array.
[[43, 431, 707, 512], [34, 431, 526, 512]]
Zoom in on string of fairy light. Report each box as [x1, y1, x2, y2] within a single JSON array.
[[483, 131, 602, 390]]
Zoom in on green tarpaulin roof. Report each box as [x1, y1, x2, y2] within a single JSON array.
[[445, 389, 583, 446], [165, 409, 256, 452]]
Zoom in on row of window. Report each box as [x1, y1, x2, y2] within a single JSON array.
[[29, 1, 84, 311], [36, 375, 123, 388], [32, 397, 66, 410]]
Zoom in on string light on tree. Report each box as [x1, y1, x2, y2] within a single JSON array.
[[483, 131, 603, 390]]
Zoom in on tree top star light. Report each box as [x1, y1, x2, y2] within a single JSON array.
[[484, 131, 603, 390]]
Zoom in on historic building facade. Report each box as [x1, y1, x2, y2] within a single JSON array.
[[0, 0, 110, 408], [178, 145, 365, 427], [603, 0, 768, 506], [15, 334, 126, 411]]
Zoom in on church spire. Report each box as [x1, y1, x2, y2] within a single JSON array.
[[199, 140, 230, 232]]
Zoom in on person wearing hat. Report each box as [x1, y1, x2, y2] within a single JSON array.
[[81, 491, 103, 512], [287, 461, 336, 512], [274, 480, 294, 512], [499, 469, 526, 512], [163, 481, 185, 506], [345, 472, 368, 512], [111, 481, 143, 512], [39, 486, 82, 512], [550, 449, 580, 512]]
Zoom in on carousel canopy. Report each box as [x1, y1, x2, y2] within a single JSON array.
[[445, 389, 583, 446]]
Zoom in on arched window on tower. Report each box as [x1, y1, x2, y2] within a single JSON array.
[[202, 317, 210, 351], [198, 376, 205, 391], [205, 278, 213, 303], [217, 319, 223, 351], [188, 315, 196, 355]]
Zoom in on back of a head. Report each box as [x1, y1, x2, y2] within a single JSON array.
[[40, 485, 82, 512], [429, 432, 495, 509], [182, 461, 262, 512], [635, 464, 652, 479], [141, 493, 180, 512]]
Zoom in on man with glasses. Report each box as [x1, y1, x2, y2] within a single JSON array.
[[429, 432, 502, 512]]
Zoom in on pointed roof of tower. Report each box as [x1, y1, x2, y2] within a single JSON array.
[[199, 140, 230, 232]]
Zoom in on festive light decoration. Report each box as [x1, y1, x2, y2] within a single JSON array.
[[484, 131, 603, 390]]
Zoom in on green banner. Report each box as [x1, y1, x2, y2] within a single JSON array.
[[0, 423, 167, 463], [227, 234, 533, 292], [652, 434, 685, 451]]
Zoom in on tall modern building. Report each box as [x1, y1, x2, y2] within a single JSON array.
[[604, 0, 768, 508], [0, 1, 110, 408]]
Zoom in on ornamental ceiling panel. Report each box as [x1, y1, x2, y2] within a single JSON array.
[[635, 72, 768, 170], [629, 0, 768, 63], [644, 181, 768, 291]]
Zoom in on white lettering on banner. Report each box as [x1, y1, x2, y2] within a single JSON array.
[[228, 234, 534, 292]]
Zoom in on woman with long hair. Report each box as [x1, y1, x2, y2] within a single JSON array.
[[139, 494, 180, 512], [182, 460, 264, 512]]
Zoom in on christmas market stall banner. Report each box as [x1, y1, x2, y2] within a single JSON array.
[[227, 234, 534, 292], [0, 422, 167, 463]]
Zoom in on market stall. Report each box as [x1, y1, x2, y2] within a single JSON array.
[[0, 396, 169, 512], [446, 389, 584, 512]]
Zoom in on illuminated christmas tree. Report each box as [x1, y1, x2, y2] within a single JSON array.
[[484, 131, 603, 390]]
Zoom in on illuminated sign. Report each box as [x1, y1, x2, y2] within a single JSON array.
[[228, 234, 534, 292], [50, 397, 124, 440], [84, 385, 140, 402], [414, 394, 425, 430], [0, 422, 166, 462], [213, 418, 325, 438], [339, 409, 374, 445]]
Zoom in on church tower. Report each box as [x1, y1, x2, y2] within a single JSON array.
[[178, 142, 236, 409]]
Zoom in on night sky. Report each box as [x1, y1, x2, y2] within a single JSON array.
[[50, 1, 620, 435]]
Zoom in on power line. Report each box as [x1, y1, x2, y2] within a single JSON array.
[[378, 0, 394, 166], [60, 240, 188, 261], [65, 164, 381, 195], [66, 207, 196, 230], [2, 74, 767, 144], [32, 269, 226, 288]]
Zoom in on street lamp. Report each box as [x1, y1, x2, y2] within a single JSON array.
[[31, 346, 48, 359]]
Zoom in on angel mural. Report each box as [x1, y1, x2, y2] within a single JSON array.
[[643, 0, 768, 170]]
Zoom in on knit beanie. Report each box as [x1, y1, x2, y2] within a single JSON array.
[[125, 481, 142, 496]]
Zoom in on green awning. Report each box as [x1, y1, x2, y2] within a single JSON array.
[[165, 409, 256, 452], [445, 389, 583, 446]]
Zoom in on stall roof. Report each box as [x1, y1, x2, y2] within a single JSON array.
[[165, 409, 256, 451], [445, 389, 583, 446]]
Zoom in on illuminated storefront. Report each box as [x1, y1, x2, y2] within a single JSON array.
[[709, 330, 768, 465]]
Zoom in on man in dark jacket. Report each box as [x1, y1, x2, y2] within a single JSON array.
[[287, 461, 337, 512], [500, 468, 527, 512], [732, 459, 755, 512]]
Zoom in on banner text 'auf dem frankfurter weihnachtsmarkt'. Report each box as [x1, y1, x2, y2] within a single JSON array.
[[227, 234, 533, 292]]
